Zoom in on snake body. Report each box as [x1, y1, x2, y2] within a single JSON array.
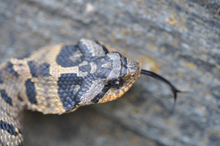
[[0, 39, 141, 145]]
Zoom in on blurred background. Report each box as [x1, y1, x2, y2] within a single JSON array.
[[0, 0, 219, 146]]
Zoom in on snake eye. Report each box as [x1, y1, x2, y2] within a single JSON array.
[[112, 80, 120, 86], [109, 78, 123, 89]]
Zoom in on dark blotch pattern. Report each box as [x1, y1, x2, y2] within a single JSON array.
[[119, 53, 127, 77], [58, 73, 84, 111], [25, 79, 37, 105], [77, 42, 93, 60], [91, 85, 110, 103], [95, 41, 109, 54], [79, 64, 91, 72], [78, 40, 109, 62], [0, 90, 13, 106], [28, 61, 51, 77], [56, 45, 84, 67], [0, 120, 18, 136], [94, 56, 112, 79], [101, 45, 109, 54], [6, 62, 19, 78], [75, 74, 96, 104]]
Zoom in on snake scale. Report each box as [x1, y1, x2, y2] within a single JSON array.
[[0, 39, 180, 146]]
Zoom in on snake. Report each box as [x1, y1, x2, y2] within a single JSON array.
[[0, 39, 180, 146]]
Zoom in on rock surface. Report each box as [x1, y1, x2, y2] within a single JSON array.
[[0, 0, 219, 146]]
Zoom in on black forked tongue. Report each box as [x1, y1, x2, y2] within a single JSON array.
[[140, 69, 181, 111]]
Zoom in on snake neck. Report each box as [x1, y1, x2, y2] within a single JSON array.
[[0, 59, 27, 111], [0, 59, 24, 145]]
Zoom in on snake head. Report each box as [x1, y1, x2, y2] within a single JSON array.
[[93, 52, 141, 104]]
